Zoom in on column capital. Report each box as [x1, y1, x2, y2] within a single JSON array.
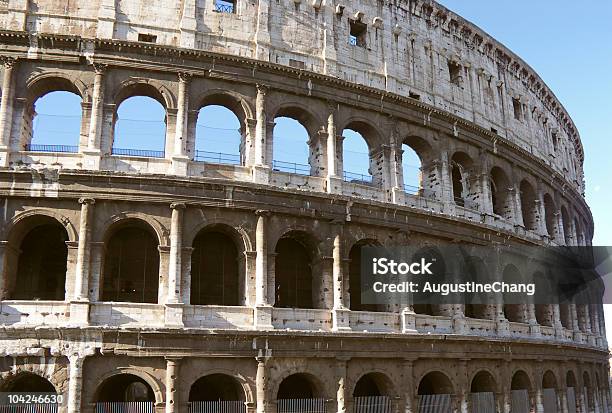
[[164, 356, 183, 362], [170, 202, 186, 210], [78, 197, 96, 205], [0, 56, 16, 68], [256, 84, 268, 95], [178, 72, 192, 82], [92, 63, 107, 74], [255, 209, 271, 217]]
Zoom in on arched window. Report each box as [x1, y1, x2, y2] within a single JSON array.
[[195, 105, 242, 165], [511, 371, 532, 413], [275, 233, 313, 309], [566, 371, 578, 413], [470, 371, 496, 413], [27, 91, 82, 153], [503, 265, 527, 323], [542, 371, 558, 413], [583, 372, 593, 412], [402, 144, 422, 195], [519, 180, 537, 231], [412, 248, 445, 316], [277, 373, 324, 412], [189, 374, 245, 411], [0, 373, 57, 392], [348, 239, 384, 312], [417, 372, 454, 412], [113, 95, 166, 158], [543, 193, 557, 239], [450, 152, 474, 207], [490, 167, 513, 219], [463, 257, 493, 320], [191, 229, 240, 306], [102, 220, 160, 303], [561, 206, 571, 245], [10, 219, 68, 300], [342, 128, 372, 184], [96, 374, 155, 403], [353, 373, 393, 412], [273, 116, 311, 175]]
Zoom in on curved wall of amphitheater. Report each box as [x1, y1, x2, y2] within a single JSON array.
[[0, 0, 608, 412]]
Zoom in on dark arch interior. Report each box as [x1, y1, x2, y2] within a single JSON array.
[[277, 374, 317, 399], [542, 371, 557, 389], [520, 180, 537, 231], [102, 222, 159, 303], [349, 240, 383, 312], [566, 372, 577, 388], [561, 207, 571, 244], [412, 248, 445, 316], [543, 194, 556, 238], [503, 265, 527, 323], [490, 167, 511, 218], [353, 374, 386, 397], [0, 373, 56, 392], [451, 163, 464, 206], [471, 372, 495, 393], [189, 374, 245, 402], [418, 372, 454, 395], [191, 230, 240, 305], [12, 222, 68, 300], [275, 236, 312, 309], [96, 374, 154, 402], [511, 371, 531, 391]]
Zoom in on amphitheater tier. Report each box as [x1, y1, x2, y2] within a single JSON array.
[[0, 1, 606, 413]]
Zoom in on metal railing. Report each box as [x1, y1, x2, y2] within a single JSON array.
[[353, 396, 391, 413], [404, 184, 420, 195], [189, 401, 246, 413], [417, 394, 452, 413], [510, 390, 530, 413], [470, 392, 495, 413], [214, 1, 235, 13], [272, 160, 310, 175], [111, 148, 165, 158], [194, 150, 241, 165], [0, 406, 58, 413], [95, 402, 155, 413], [343, 170, 373, 184], [24, 144, 78, 153], [277, 399, 326, 413]]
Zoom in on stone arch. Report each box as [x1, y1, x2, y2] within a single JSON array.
[[348, 238, 383, 312], [352, 371, 398, 398], [463, 256, 495, 320], [5, 208, 78, 243], [340, 117, 384, 150], [188, 373, 247, 402], [503, 264, 528, 323], [273, 370, 328, 400], [560, 205, 571, 245], [270, 101, 324, 140], [511, 370, 532, 391], [566, 370, 577, 388], [490, 166, 513, 220], [186, 220, 253, 253], [519, 179, 538, 231], [112, 78, 175, 109], [449, 151, 475, 208], [542, 370, 558, 389], [193, 89, 254, 128], [469, 369, 497, 393], [543, 193, 557, 239], [25, 72, 89, 102], [98, 212, 169, 247], [417, 371, 455, 395], [93, 369, 163, 404], [341, 117, 385, 186], [411, 246, 446, 316], [185, 368, 254, 405], [0, 371, 58, 392]]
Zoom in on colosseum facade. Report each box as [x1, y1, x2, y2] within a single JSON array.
[[0, 0, 608, 412]]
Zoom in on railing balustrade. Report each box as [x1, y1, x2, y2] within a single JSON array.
[[214, 1, 234, 13], [194, 150, 241, 165], [24, 144, 78, 153], [353, 396, 391, 413], [343, 170, 373, 184], [277, 398, 327, 413], [0, 405, 58, 413], [111, 148, 165, 158], [510, 390, 530, 413], [272, 160, 310, 175], [189, 401, 246, 413], [404, 183, 420, 195], [470, 392, 495, 413], [95, 402, 155, 413], [417, 394, 452, 413]]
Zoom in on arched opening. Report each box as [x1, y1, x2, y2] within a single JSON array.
[[353, 373, 393, 412], [566, 371, 578, 413], [463, 257, 495, 320], [503, 265, 527, 323], [470, 371, 496, 412], [112, 89, 167, 158], [273, 111, 314, 176], [402, 136, 433, 197], [96, 374, 155, 404], [490, 167, 513, 220], [412, 248, 446, 316], [511, 371, 532, 413], [417, 372, 454, 412], [190, 228, 241, 306], [101, 220, 160, 303], [27, 91, 82, 153], [189, 374, 246, 412], [342, 128, 372, 185], [542, 371, 558, 413], [450, 152, 474, 208], [195, 104, 242, 165], [274, 232, 315, 309], [348, 239, 384, 312], [559, 303, 571, 329], [9, 217, 68, 300], [574, 218, 583, 246], [519, 180, 538, 231], [583, 372, 593, 413], [277, 374, 324, 413], [0, 373, 57, 392], [561, 206, 571, 245], [543, 193, 557, 239]]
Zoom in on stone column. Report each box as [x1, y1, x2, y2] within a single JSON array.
[[254, 210, 273, 328], [172, 73, 191, 175], [253, 85, 270, 183], [332, 231, 350, 331], [535, 387, 544, 413], [255, 356, 268, 413], [165, 358, 179, 413], [459, 359, 470, 413], [335, 358, 349, 413], [326, 103, 342, 194], [67, 355, 85, 413], [74, 198, 95, 302], [84, 63, 106, 168], [0, 57, 16, 165], [570, 303, 583, 342], [402, 359, 415, 413], [167, 203, 185, 304]]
